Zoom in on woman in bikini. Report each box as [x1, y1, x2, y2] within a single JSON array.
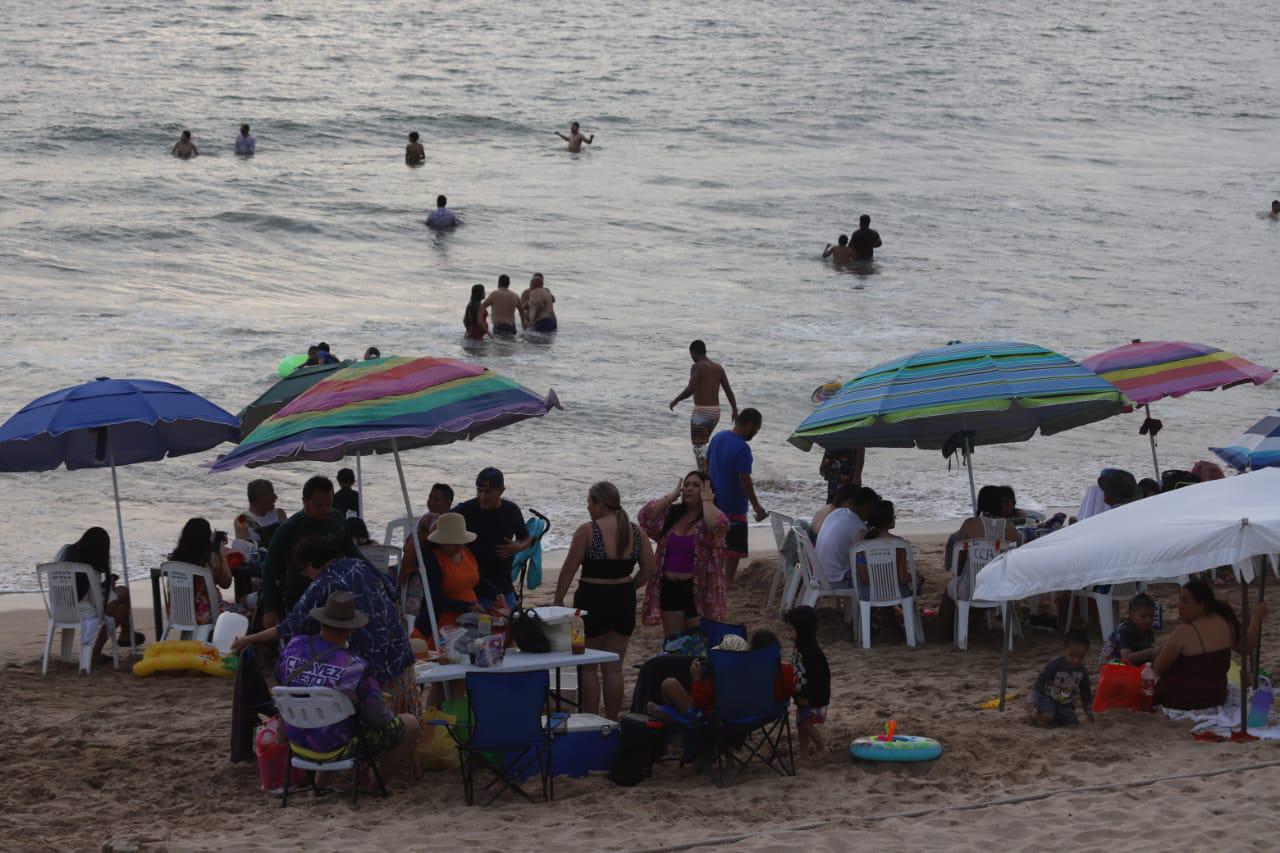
[[555, 482, 657, 719]]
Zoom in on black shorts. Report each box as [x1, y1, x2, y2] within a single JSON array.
[[659, 576, 698, 618], [573, 582, 637, 638], [725, 522, 748, 557], [493, 323, 518, 336]]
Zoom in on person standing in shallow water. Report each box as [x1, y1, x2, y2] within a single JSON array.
[[405, 131, 425, 165], [520, 273, 557, 333], [171, 130, 198, 159], [1269, 200, 1280, 220], [823, 234, 853, 267], [669, 339, 739, 472], [234, 124, 255, 156], [849, 214, 882, 261], [555, 122, 594, 152], [483, 274, 520, 337], [464, 284, 488, 340]]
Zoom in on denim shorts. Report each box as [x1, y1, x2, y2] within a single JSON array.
[[1030, 691, 1079, 726]]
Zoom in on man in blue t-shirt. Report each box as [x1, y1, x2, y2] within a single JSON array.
[[706, 408, 767, 586]]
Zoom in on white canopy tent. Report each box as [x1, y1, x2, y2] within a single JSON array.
[[973, 467, 1280, 725], [975, 467, 1280, 602]]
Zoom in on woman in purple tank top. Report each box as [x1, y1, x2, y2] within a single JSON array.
[[637, 471, 729, 637]]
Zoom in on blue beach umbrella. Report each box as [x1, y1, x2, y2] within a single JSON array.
[[1211, 408, 1280, 472], [789, 341, 1128, 512], [0, 377, 240, 654]]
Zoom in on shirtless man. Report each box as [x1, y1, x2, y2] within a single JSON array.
[[823, 234, 854, 267], [1269, 200, 1280, 219], [482, 274, 521, 337], [669, 340, 739, 471], [520, 273, 558, 333], [555, 122, 594, 153], [405, 131, 425, 166], [171, 130, 198, 159]]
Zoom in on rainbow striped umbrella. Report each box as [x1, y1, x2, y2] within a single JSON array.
[[1082, 340, 1273, 477], [789, 341, 1126, 511], [212, 356, 560, 471]]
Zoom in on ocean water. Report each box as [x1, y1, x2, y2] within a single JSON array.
[[1, 0, 1277, 589]]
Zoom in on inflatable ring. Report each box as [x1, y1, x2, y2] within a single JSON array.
[[850, 734, 942, 763], [278, 354, 308, 377], [133, 640, 234, 678]]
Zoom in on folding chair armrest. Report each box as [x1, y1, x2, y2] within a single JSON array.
[[546, 711, 571, 735]]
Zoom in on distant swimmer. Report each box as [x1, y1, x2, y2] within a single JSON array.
[[406, 131, 425, 166], [555, 122, 594, 153], [520, 273, 557, 333], [235, 124, 255, 156], [171, 130, 198, 159], [669, 339, 739, 472], [363, 346, 381, 360], [464, 284, 488, 340], [483, 274, 521, 337], [823, 234, 854, 267], [1270, 200, 1280, 220], [849, 214, 882, 261], [425, 194, 459, 229]]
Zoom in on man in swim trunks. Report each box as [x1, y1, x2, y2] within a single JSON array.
[[482, 274, 521, 337], [669, 340, 739, 471], [520, 273, 557, 332], [405, 131, 425, 166], [555, 122, 594, 152], [849, 214, 882, 261], [171, 130, 198, 159], [823, 234, 854, 267]]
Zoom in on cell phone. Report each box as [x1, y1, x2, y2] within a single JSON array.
[[213, 530, 229, 547]]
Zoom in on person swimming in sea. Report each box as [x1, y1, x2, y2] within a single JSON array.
[[1269, 200, 1280, 220], [171, 130, 198, 159], [823, 234, 854, 267], [405, 131, 425, 166], [555, 122, 594, 153]]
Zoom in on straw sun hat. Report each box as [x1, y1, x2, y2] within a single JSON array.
[[428, 512, 477, 546], [713, 634, 750, 652]]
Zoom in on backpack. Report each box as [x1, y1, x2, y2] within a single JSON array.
[[607, 713, 666, 786]]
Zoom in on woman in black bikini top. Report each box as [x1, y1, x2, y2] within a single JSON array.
[[554, 482, 657, 719]]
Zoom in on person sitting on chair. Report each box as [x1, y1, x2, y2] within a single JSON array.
[[58, 526, 141, 660], [169, 517, 235, 625], [275, 591, 419, 780]]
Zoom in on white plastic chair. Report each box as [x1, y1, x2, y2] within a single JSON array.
[[764, 512, 796, 615], [271, 686, 388, 807], [37, 562, 118, 675], [1067, 581, 1146, 642], [850, 539, 920, 649], [794, 534, 858, 642], [383, 516, 415, 549], [159, 561, 222, 642], [948, 538, 1019, 651], [359, 544, 401, 577]]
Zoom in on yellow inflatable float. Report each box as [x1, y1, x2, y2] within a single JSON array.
[[132, 640, 236, 678]]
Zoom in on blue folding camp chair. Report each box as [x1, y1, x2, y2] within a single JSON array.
[[698, 618, 747, 649], [706, 646, 795, 786], [430, 669, 566, 806]]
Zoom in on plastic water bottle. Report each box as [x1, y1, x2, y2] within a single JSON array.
[[1139, 664, 1156, 712], [1248, 674, 1273, 728]]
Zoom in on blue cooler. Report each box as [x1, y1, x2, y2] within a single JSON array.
[[550, 713, 619, 778]]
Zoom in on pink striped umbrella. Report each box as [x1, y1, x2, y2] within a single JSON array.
[[1082, 339, 1274, 477]]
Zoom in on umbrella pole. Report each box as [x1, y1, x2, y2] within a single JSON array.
[[1240, 575, 1251, 735], [391, 440, 413, 520], [107, 438, 137, 658], [1254, 558, 1267, 690], [963, 436, 978, 516], [355, 452, 363, 518], [1144, 405, 1161, 480], [413, 521, 442, 652], [998, 608, 1011, 711]]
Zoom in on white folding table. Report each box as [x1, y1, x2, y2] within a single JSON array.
[[414, 648, 620, 709]]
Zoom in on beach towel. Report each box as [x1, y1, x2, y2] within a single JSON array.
[[510, 516, 548, 590], [1161, 698, 1280, 740]]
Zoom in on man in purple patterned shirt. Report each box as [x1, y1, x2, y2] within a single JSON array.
[[276, 592, 419, 777]]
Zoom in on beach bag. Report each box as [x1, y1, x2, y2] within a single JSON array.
[[253, 716, 307, 792], [608, 713, 666, 787], [417, 706, 462, 771], [510, 608, 551, 653], [1093, 662, 1143, 713]]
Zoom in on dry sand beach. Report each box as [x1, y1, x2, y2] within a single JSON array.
[[3, 534, 1278, 852]]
